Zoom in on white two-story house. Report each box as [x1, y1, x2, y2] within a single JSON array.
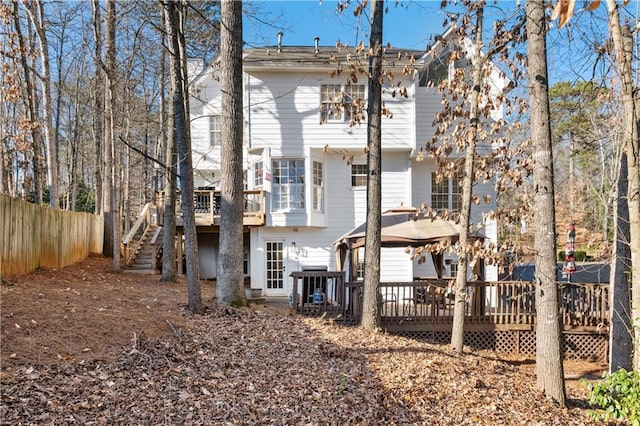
[[187, 32, 505, 297]]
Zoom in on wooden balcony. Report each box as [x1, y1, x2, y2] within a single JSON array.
[[157, 189, 266, 228]]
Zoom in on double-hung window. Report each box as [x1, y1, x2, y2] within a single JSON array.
[[342, 84, 365, 122], [253, 161, 263, 188], [272, 159, 305, 211], [351, 164, 367, 188], [210, 115, 221, 147], [312, 161, 324, 212], [431, 172, 461, 212], [320, 83, 365, 123]]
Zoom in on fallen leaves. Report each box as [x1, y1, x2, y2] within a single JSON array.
[[1, 304, 602, 424], [0, 257, 604, 424]]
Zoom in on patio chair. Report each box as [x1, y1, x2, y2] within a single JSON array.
[[380, 292, 398, 316]]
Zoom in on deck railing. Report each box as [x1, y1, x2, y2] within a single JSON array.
[[157, 189, 265, 226], [291, 273, 609, 332]]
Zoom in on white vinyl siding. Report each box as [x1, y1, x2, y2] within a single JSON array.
[[247, 74, 414, 153]]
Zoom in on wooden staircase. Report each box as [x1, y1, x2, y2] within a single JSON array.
[[124, 224, 162, 273]]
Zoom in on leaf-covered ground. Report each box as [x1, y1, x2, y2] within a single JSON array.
[[1, 257, 612, 425]]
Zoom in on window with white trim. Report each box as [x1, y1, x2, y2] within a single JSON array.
[[431, 172, 461, 212], [253, 161, 263, 188], [351, 164, 367, 188], [450, 261, 458, 278], [356, 247, 365, 280], [312, 161, 323, 212], [272, 159, 305, 211], [320, 83, 365, 123], [419, 48, 469, 88], [210, 115, 221, 147]]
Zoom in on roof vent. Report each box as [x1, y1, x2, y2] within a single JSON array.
[[277, 31, 283, 53], [314, 36, 320, 54]]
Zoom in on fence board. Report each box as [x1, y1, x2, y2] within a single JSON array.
[[0, 194, 104, 279]]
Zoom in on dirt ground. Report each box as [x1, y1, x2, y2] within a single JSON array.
[[1, 257, 611, 424], [0, 256, 218, 367], [1, 256, 606, 380]]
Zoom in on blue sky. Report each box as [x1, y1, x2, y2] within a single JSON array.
[[242, 1, 620, 84], [243, 1, 453, 50]]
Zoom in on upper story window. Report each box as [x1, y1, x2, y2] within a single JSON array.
[[431, 172, 461, 212], [253, 160, 263, 188], [312, 161, 324, 212], [450, 261, 458, 278], [272, 159, 305, 211], [419, 48, 469, 88], [210, 115, 221, 147], [320, 83, 365, 123], [351, 164, 367, 188]]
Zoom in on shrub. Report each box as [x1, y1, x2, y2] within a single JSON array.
[[586, 368, 640, 424]]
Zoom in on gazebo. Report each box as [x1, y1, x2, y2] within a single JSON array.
[[333, 206, 485, 281]]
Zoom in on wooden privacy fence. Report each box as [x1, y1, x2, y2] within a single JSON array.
[[0, 194, 103, 279]]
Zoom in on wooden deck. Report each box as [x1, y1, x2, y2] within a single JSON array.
[[157, 189, 266, 228], [290, 272, 609, 360]]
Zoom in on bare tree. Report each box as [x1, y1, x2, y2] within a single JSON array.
[[104, 0, 119, 271], [450, 1, 485, 354], [21, 0, 58, 209], [604, 0, 640, 373], [526, 0, 565, 405], [217, 0, 246, 306], [163, 0, 202, 313], [11, 0, 44, 204], [360, 0, 384, 331], [609, 151, 632, 372], [91, 0, 103, 217], [159, 27, 177, 283]]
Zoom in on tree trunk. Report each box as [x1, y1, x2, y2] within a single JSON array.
[[91, 0, 103, 216], [161, 139, 177, 282], [12, 0, 43, 204], [361, 0, 383, 331], [104, 0, 119, 271], [451, 4, 484, 354], [217, 0, 246, 306], [159, 30, 177, 283], [163, 0, 202, 313], [526, 0, 566, 406], [605, 0, 640, 373], [609, 152, 633, 372], [22, 0, 58, 209]]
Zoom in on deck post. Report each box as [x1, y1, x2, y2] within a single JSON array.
[[177, 228, 183, 274]]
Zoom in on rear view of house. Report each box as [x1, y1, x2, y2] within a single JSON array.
[[185, 32, 503, 296]]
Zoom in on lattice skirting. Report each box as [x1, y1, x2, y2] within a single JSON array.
[[397, 330, 608, 363]]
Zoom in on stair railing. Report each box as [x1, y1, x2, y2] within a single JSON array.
[[122, 202, 155, 266], [150, 226, 163, 271]]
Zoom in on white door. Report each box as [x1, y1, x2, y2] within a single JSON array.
[[265, 240, 285, 296]]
